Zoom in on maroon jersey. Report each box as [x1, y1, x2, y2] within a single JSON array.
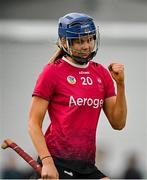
[[33, 57, 116, 164]]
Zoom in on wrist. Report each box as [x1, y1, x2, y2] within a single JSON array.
[[41, 155, 54, 165], [117, 82, 125, 88], [41, 155, 52, 161]]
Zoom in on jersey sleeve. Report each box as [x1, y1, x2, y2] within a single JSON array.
[[32, 63, 56, 101], [102, 66, 116, 99]]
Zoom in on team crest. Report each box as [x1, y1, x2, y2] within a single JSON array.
[[97, 77, 104, 92], [67, 76, 76, 84], [97, 77, 102, 83]]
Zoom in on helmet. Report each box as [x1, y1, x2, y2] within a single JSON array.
[[58, 13, 100, 64]]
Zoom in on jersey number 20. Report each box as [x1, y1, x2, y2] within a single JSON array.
[[81, 77, 93, 85]]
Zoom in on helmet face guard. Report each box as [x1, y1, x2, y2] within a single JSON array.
[[58, 13, 100, 64]]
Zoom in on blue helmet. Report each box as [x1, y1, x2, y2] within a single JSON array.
[[58, 13, 96, 39], [58, 13, 100, 64]]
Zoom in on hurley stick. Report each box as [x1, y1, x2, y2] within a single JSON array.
[[1, 139, 41, 174]]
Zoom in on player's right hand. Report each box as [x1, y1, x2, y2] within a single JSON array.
[[40, 160, 59, 180]]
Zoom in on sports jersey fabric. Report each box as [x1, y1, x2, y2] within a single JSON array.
[[32, 57, 116, 165]]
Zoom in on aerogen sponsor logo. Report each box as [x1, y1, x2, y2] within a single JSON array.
[[69, 96, 104, 108], [67, 76, 76, 84]]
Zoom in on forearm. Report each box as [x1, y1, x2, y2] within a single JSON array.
[[112, 83, 127, 129], [28, 120, 59, 179], [28, 120, 53, 162]]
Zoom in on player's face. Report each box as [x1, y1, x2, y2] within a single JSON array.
[[70, 35, 95, 58]]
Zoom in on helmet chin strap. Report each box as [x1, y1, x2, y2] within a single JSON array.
[[64, 50, 97, 64]]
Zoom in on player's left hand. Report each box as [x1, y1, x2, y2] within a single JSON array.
[[108, 63, 125, 85]]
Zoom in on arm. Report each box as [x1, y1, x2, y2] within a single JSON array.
[[103, 63, 127, 130], [28, 96, 59, 179]]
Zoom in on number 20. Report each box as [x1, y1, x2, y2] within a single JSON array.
[[81, 77, 93, 85]]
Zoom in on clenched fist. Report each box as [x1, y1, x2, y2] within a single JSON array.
[[108, 63, 125, 85]]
